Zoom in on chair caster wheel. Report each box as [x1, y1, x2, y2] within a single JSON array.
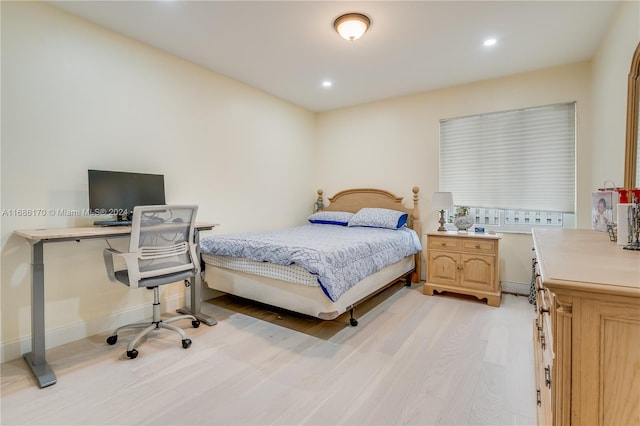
[[182, 338, 192, 349], [106, 335, 118, 345], [350, 318, 358, 327], [126, 349, 139, 359], [192, 320, 200, 328]]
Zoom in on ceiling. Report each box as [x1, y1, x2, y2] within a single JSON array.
[[49, 1, 620, 112]]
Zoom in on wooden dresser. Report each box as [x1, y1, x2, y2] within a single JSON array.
[[423, 231, 502, 307], [532, 228, 640, 426]]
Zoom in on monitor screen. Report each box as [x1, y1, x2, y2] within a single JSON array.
[[88, 169, 166, 220]]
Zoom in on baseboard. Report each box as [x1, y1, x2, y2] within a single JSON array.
[[0, 293, 186, 364], [501, 280, 530, 295]]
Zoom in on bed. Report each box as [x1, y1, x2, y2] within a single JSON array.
[[199, 187, 422, 325]]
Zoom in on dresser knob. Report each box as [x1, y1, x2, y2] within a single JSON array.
[[441, 241, 446, 246], [475, 244, 481, 249]]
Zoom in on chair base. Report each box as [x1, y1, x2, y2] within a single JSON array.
[[106, 287, 200, 358]]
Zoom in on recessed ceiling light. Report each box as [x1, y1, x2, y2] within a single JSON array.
[[322, 81, 332, 88], [484, 38, 497, 47]]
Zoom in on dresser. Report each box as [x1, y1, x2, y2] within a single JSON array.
[[532, 228, 640, 426], [423, 231, 502, 307]]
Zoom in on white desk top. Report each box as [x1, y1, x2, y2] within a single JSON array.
[[15, 222, 219, 241]]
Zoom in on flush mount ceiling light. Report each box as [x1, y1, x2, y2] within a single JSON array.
[[333, 13, 371, 41]]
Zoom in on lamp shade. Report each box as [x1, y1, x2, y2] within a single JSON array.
[[334, 13, 370, 41], [432, 192, 454, 211]]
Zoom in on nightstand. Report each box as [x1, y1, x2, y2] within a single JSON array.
[[423, 231, 502, 307]]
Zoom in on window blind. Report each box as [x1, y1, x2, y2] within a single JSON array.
[[439, 102, 576, 213]]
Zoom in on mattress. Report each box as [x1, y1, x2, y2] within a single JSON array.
[[201, 253, 319, 287]]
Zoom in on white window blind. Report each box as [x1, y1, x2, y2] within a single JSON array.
[[439, 102, 576, 213]]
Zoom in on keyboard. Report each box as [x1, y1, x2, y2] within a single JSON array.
[[93, 220, 132, 227]]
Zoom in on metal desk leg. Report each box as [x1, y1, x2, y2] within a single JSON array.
[[23, 241, 57, 388], [177, 228, 216, 326], [177, 273, 217, 326]]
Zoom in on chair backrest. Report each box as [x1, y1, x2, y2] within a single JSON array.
[[129, 205, 199, 280]]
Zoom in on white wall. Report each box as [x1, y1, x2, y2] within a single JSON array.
[[0, 2, 316, 361], [315, 62, 592, 287], [591, 0, 640, 189], [2, 0, 637, 363]]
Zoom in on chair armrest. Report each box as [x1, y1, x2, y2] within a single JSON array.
[[103, 248, 141, 288], [103, 248, 120, 282], [188, 242, 201, 276]]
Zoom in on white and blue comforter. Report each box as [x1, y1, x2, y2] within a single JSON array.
[[199, 224, 422, 302]]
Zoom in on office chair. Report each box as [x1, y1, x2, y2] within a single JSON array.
[[103, 205, 201, 359]]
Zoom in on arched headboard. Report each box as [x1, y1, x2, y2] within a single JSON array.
[[316, 187, 420, 228]]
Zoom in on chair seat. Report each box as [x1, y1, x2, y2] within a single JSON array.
[[114, 269, 196, 288]]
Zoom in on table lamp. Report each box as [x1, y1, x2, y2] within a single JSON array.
[[432, 192, 454, 231]]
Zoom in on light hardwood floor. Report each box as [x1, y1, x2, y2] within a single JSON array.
[[1, 284, 536, 425]]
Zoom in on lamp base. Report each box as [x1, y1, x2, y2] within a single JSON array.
[[437, 210, 447, 231]]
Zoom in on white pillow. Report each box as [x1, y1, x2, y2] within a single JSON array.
[[347, 208, 408, 229]]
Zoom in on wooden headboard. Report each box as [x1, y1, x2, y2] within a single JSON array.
[[315, 187, 421, 229], [315, 187, 422, 281]]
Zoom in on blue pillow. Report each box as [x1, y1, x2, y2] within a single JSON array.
[[347, 208, 408, 229], [308, 211, 354, 226]]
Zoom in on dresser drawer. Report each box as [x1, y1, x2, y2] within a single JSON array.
[[533, 320, 553, 426], [534, 275, 555, 357]]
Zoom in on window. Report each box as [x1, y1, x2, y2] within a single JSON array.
[[440, 102, 576, 230], [446, 206, 570, 231]]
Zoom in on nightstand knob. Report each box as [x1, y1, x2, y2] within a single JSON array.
[[474, 244, 481, 249], [441, 241, 446, 246]]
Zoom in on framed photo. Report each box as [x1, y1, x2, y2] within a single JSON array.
[[592, 190, 616, 232]]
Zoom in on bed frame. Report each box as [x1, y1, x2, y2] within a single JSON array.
[[202, 187, 422, 325]]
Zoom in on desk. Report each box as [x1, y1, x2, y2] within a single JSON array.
[[15, 222, 218, 388]]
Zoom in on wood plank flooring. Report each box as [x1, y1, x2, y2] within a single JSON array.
[[1, 284, 536, 425]]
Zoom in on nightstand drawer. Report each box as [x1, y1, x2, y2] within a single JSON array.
[[428, 236, 459, 250], [460, 239, 496, 254]]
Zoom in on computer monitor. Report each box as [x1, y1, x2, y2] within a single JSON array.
[[88, 169, 166, 222]]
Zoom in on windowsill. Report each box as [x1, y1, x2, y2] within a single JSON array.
[[443, 225, 571, 236], [443, 212, 576, 236]]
